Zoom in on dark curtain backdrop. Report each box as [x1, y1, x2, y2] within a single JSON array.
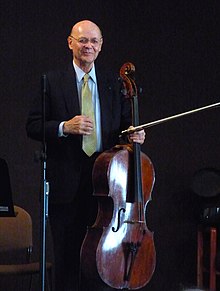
[[1, 1, 220, 290]]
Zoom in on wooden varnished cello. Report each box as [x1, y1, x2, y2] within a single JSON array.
[[80, 62, 156, 290]]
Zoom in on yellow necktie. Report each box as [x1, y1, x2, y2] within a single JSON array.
[[81, 74, 97, 156]]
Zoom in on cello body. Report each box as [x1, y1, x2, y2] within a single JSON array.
[[80, 144, 156, 290]]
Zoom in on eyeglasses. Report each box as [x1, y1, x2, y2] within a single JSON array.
[[69, 35, 102, 46]]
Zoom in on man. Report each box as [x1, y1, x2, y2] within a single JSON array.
[[26, 20, 145, 291]]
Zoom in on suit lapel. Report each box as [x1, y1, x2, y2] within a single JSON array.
[[96, 69, 113, 141], [62, 64, 80, 117]]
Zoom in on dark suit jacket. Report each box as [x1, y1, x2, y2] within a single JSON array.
[[26, 64, 131, 203]]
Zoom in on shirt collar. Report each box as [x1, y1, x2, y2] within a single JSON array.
[[73, 61, 96, 84]]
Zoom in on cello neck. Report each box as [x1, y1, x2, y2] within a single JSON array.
[[132, 95, 145, 221]]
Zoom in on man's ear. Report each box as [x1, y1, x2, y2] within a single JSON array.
[[67, 36, 73, 50]]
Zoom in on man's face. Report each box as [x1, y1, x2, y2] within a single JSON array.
[[68, 21, 103, 69]]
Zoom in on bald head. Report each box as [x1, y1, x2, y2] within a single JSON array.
[[71, 20, 102, 39]]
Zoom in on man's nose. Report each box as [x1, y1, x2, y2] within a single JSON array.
[[85, 41, 94, 48]]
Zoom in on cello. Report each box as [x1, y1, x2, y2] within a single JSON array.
[[80, 62, 156, 290]]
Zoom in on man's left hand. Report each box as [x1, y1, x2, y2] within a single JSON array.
[[128, 129, 146, 145]]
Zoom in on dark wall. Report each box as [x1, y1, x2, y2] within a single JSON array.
[[1, 1, 220, 290]]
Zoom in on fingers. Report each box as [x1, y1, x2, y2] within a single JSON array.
[[81, 118, 94, 135], [129, 129, 146, 145]]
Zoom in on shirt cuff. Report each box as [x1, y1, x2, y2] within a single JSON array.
[[58, 121, 68, 137]]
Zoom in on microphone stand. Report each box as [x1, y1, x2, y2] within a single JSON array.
[[121, 101, 220, 135], [40, 74, 50, 291]]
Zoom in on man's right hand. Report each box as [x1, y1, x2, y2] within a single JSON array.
[[63, 115, 94, 135]]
